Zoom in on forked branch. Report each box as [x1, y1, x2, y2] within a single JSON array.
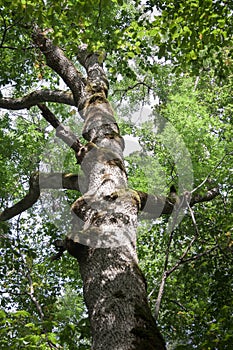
[[32, 27, 86, 106]]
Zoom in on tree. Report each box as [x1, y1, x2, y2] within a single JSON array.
[[0, 1, 232, 349]]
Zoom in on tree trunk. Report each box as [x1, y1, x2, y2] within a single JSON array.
[[68, 244, 166, 350], [64, 49, 166, 349]]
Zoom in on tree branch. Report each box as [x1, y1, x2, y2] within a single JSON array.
[[32, 27, 86, 106], [140, 152, 231, 217], [154, 201, 215, 319], [0, 13, 9, 48], [0, 176, 221, 224], [154, 272, 167, 320], [0, 13, 25, 49], [0, 45, 34, 50], [12, 215, 45, 320], [191, 152, 232, 194], [0, 90, 75, 110], [137, 191, 174, 217], [26, 269, 45, 320], [112, 81, 153, 97], [37, 103, 83, 153], [179, 245, 218, 264], [154, 243, 218, 319], [166, 205, 199, 277], [0, 172, 80, 221], [138, 187, 220, 217], [154, 196, 187, 319], [191, 187, 220, 205], [0, 101, 84, 222]]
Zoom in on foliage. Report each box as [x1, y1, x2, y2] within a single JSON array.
[[144, 0, 233, 78], [133, 71, 233, 348], [0, 0, 232, 90]]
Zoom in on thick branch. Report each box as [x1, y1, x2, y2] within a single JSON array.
[[0, 90, 75, 110], [32, 27, 85, 106], [0, 174, 40, 222], [0, 173, 80, 221], [138, 187, 220, 217], [191, 187, 220, 205]]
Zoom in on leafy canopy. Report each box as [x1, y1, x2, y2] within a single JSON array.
[[0, 0, 232, 91]]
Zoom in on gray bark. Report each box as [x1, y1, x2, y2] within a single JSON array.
[[65, 47, 166, 349]]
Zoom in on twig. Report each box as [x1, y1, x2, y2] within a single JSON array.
[[0, 14, 28, 49], [154, 204, 201, 319], [0, 289, 28, 296], [169, 299, 188, 311], [0, 45, 34, 50], [179, 246, 218, 264], [26, 272, 45, 320], [191, 152, 231, 194], [0, 14, 8, 48], [15, 216, 45, 320], [193, 76, 200, 91], [96, 0, 103, 27], [112, 81, 153, 98]]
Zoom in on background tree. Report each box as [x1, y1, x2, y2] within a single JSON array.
[[0, 1, 232, 349]]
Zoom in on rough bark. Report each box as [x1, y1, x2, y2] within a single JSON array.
[[66, 243, 166, 350], [0, 89, 75, 109], [62, 46, 166, 349], [66, 148, 166, 349], [32, 27, 86, 106]]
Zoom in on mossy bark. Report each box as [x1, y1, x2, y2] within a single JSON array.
[[65, 48, 166, 349]]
